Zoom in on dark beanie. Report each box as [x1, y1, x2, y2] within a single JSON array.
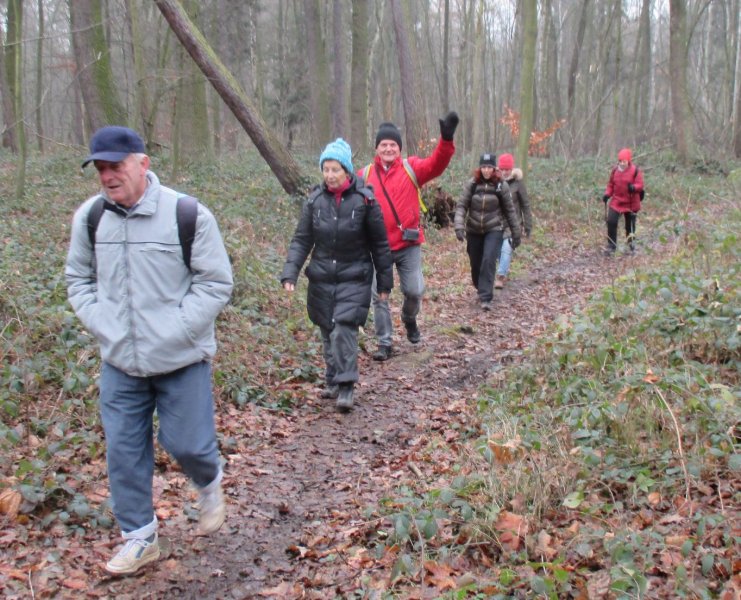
[[479, 152, 496, 167], [375, 122, 402, 150]]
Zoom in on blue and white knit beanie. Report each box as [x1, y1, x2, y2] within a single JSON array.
[[319, 138, 353, 174]]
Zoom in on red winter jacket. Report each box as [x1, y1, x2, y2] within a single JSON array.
[[605, 163, 644, 213], [359, 139, 455, 251]]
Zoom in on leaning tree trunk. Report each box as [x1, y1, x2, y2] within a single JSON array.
[[154, 0, 309, 195]]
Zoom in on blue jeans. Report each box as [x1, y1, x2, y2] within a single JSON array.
[[320, 323, 359, 385], [372, 244, 424, 347], [99, 361, 221, 535], [466, 230, 503, 302], [497, 237, 512, 277]]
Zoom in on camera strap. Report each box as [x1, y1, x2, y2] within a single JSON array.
[[374, 169, 404, 230]]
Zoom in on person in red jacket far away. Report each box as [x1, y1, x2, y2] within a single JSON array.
[[601, 147, 644, 255], [359, 112, 459, 361]]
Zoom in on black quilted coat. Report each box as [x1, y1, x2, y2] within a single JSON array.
[[280, 175, 393, 330]]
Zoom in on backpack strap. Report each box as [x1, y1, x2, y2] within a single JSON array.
[[402, 158, 428, 214], [86, 196, 106, 248], [175, 195, 198, 270]]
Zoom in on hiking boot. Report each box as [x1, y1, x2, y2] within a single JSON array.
[[335, 384, 354, 412], [105, 533, 160, 575], [481, 301, 492, 311], [494, 275, 506, 289], [404, 320, 421, 344], [602, 247, 616, 257], [320, 385, 340, 399], [372, 345, 392, 361], [628, 240, 636, 253], [198, 486, 226, 535]]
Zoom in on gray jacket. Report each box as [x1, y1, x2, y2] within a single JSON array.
[[65, 171, 233, 377]]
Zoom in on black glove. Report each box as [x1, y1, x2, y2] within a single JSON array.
[[455, 229, 465, 242], [439, 111, 459, 141], [511, 237, 521, 250], [628, 184, 636, 193], [602, 194, 610, 204]]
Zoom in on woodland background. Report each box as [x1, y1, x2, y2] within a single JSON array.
[[2, 0, 741, 187]]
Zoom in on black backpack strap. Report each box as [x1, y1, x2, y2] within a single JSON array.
[[86, 196, 106, 248], [176, 195, 199, 271]]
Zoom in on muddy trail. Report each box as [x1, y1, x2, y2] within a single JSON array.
[[87, 238, 650, 599]]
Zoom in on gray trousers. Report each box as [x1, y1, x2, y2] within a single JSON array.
[[320, 322, 359, 385], [371, 244, 425, 347]]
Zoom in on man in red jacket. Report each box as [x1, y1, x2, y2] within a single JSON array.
[[360, 112, 459, 360]]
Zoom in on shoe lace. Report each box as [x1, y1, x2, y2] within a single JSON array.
[[117, 537, 151, 558]]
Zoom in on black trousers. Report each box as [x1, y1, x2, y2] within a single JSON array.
[[606, 208, 637, 250], [466, 230, 503, 302]]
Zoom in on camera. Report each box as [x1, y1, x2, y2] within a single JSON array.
[[401, 228, 420, 241]]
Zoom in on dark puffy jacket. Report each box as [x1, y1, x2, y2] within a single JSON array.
[[503, 168, 532, 237], [454, 176, 521, 241], [280, 175, 393, 330]]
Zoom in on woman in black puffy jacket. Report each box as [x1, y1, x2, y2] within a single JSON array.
[[281, 138, 393, 412], [454, 153, 521, 311]]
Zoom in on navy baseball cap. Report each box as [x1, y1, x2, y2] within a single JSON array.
[[82, 126, 146, 168]]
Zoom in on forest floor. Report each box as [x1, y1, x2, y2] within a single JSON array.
[[62, 233, 654, 599], [3, 207, 737, 600]]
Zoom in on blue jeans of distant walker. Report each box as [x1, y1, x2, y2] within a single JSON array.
[[497, 238, 512, 277], [99, 361, 221, 536], [372, 244, 425, 348]]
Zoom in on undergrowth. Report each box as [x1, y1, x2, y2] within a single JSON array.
[[368, 159, 740, 598]]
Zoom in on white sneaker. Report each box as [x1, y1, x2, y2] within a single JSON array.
[[105, 533, 160, 575], [198, 486, 226, 535]]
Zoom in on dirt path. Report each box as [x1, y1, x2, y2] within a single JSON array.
[[90, 239, 648, 599]]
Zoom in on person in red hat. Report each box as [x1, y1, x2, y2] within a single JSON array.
[[496, 153, 532, 288], [601, 148, 644, 254]]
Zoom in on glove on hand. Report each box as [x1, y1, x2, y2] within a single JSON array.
[[628, 183, 636, 193], [455, 229, 466, 242], [602, 194, 610, 204], [511, 236, 521, 250], [439, 111, 459, 141]]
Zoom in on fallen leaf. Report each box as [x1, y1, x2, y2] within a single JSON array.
[[0, 488, 22, 519]]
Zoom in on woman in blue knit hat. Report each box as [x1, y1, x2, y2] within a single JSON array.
[[281, 139, 393, 412]]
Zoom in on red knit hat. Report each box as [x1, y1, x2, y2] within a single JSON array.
[[618, 148, 632, 162], [498, 153, 514, 170]]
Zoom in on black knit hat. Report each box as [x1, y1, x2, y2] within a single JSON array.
[[479, 152, 496, 167], [375, 122, 403, 150]]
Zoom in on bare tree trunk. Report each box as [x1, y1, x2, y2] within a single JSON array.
[[69, 0, 126, 134], [567, 0, 589, 152], [331, 0, 348, 139], [543, 0, 562, 124], [389, 0, 426, 154], [669, 0, 693, 163], [305, 0, 331, 145], [1, 17, 17, 151], [173, 0, 211, 168], [350, 0, 370, 153], [35, 0, 44, 152], [6, 0, 25, 198], [153, 0, 308, 195], [732, 0, 741, 157], [442, 0, 450, 111], [516, 0, 537, 176], [471, 0, 486, 153]]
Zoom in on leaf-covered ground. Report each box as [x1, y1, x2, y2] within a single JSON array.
[[1, 154, 738, 599], [0, 236, 699, 598]]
